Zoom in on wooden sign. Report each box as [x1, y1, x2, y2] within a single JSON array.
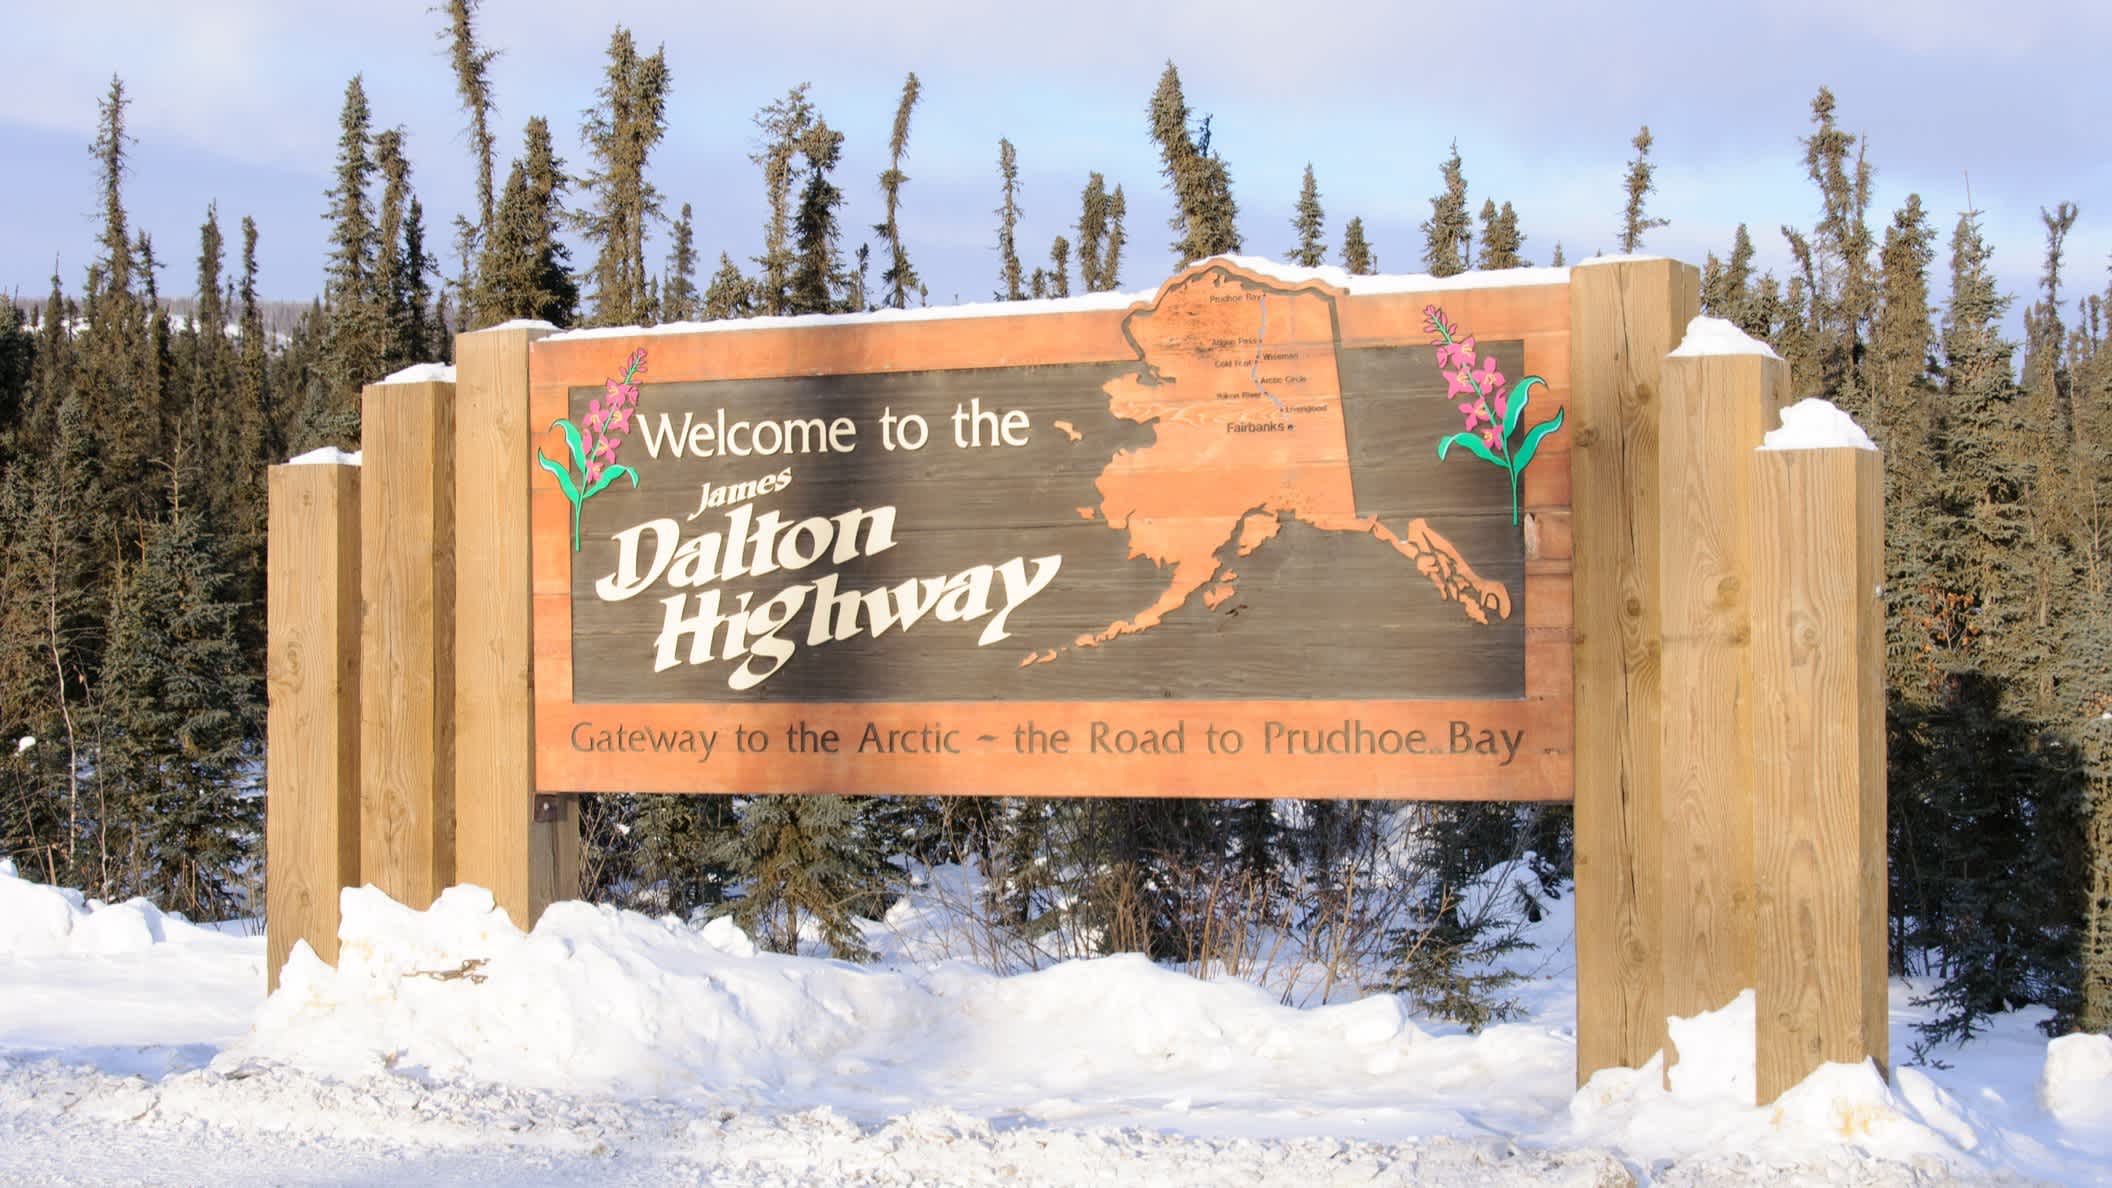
[[529, 260, 1573, 798]]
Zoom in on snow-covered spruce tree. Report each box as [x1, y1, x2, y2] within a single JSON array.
[[576, 27, 670, 328], [1615, 125, 1667, 255], [1420, 143, 1470, 277], [875, 72, 922, 311], [995, 139, 1025, 301], [1289, 164, 1325, 268], [1340, 216, 1375, 275], [711, 795, 893, 958], [1148, 62, 1240, 265], [478, 117, 579, 328]]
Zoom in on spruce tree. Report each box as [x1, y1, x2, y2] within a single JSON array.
[[1103, 185, 1127, 289], [1037, 237, 1065, 299], [702, 252, 755, 320], [577, 28, 670, 327], [711, 795, 893, 958], [479, 116, 579, 327], [1477, 200, 1525, 270], [99, 455, 261, 919], [661, 202, 699, 321], [1616, 125, 1668, 254], [1340, 216, 1375, 275], [1421, 142, 1470, 277], [1787, 87, 1876, 411], [750, 85, 815, 317], [1289, 164, 1326, 267], [317, 76, 383, 440], [442, 0, 499, 324], [995, 139, 1025, 301], [875, 72, 922, 311], [1550, 241, 1566, 267], [372, 128, 419, 369], [1148, 63, 1240, 264], [1075, 172, 1128, 293], [788, 114, 847, 315], [1870, 195, 1941, 698]]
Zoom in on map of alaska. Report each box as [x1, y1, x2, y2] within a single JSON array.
[[1024, 266, 1512, 667]]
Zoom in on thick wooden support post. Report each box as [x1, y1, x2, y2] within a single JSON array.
[[1752, 445, 1887, 1102], [454, 323, 574, 928], [1569, 258, 1697, 1083], [1656, 348, 1785, 1069], [265, 462, 361, 990], [360, 380, 456, 909]]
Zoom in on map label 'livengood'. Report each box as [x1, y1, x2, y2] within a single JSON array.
[[528, 260, 1574, 800]]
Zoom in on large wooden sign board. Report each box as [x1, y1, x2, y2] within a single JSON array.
[[529, 261, 1572, 799]]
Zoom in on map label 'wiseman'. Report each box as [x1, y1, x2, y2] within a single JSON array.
[[594, 502, 1061, 690]]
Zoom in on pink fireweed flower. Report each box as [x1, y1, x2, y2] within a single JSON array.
[[585, 400, 606, 433], [1471, 356, 1505, 398], [1446, 368, 1480, 400], [1435, 336, 1477, 371], [584, 458, 605, 484], [1459, 399, 1489, 429], [606, 403, 634, 434], [1480, 425, 1503, 449]]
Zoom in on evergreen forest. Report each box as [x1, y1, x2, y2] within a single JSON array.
[[1, 6, 2106, 1049]]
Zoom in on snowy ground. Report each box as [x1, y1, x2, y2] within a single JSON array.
[[1, 860, 2106, 1185]]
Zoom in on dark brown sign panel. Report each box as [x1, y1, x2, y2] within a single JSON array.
[[531, 261, 1573, 799]]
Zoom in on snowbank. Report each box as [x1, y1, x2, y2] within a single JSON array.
[[0, 861, 220, 957], [234, 884, 1567, 1115]]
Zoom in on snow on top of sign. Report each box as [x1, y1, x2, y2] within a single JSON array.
[[1667, 315, 1781, 359], [482, 318, 559, 332], [284, 447, 362, 467], [1571, 253, 1671, 268], [378, 362, 456, 384], [545, 255, 1570, 342], [1760, 397, 1878, 452]]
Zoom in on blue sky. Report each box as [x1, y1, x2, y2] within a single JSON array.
[[4, 0, 2107, 346]]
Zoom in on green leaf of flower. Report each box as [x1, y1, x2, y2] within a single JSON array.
[[534, 448, 580, 505], [1437, 431, 1505, 466], [1511, 408, 1567, 476], [549, 418, 590, 477], [1502, 375, 1542, 443], [582, 462, 638, 500]]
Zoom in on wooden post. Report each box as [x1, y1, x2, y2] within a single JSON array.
[[360, 379, 456, 908], [1568, 258, 1697, 1082], [453, 322, 573, 928], [1656, 348, 1786, 1071], [265, 462, 361, 990], [1752, 444, 1887, 1101]]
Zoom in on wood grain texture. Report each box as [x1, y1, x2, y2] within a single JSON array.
[[1752, 447, 1887, 1101], [454, 324, 567, 928], [360, 379, 456, 909], [265, 464, 361, 990], [1567, 258, 1698, 1084], [1657, 352, 1786, 1077]]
